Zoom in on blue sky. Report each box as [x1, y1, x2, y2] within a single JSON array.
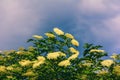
[[0, 0, 120, 55]]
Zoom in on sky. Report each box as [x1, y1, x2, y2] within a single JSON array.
[[0, 0, 120, 55]]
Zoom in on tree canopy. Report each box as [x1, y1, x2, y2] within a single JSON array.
[[0, 28, 120, 80]]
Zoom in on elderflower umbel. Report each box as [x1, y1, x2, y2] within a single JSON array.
[[6, 66, 14, 71], [47, 51, 66, 60], [58, 52, 66, 57], [16, 51, 24, 55], [101, 59, 114, 67], [0, 66, 6, 72], [58, 60, 71, 67], [32, 61, 44, 69], [69, 47, 78, 54], [37, 56, 45, 61], [32, 35, 43, 39], [90, 49, 105, 53], [65, 33, 74, 39], [113, 65, 120, 76], [22, 71, 36, 77], [97, 70, 108, 76], [71, 39, 79, 46], [68, 52, 79, 60], [110, 53, 118, 60], [53, 28, 64, 35], [47, 52, 60, 60], [19, 60, 32, 67], [45, 33, 55, 38]]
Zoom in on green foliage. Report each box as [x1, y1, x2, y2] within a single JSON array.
[[0, 28, 120, 80]]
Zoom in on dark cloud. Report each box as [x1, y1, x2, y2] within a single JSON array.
[[0, 0, 77, 50], [75, 0, 120, 54]]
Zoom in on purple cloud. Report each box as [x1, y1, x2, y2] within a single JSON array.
[[0, 0, 77, 50], [75, 0, 120, 54]]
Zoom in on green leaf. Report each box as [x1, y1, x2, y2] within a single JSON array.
[[27, 39, 34, 43]]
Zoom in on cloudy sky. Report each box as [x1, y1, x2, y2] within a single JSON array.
[[0, 0, 120, 55]]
